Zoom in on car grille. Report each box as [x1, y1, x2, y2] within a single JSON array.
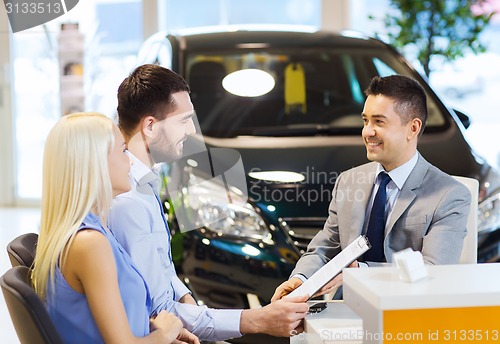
[[282, 217, 325, 254]]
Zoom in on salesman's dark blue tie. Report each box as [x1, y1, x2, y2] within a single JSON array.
[[364, 172, 392, 262]]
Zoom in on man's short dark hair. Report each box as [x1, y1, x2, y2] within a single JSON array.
[[365, 75, 427, 136], [117, 64, 190, 139]]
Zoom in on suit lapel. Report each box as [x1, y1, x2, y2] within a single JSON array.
[[386, 155, 430, 234], [386, 188, 416, 234]]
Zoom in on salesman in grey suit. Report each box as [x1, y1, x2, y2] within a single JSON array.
[[272, 74, 471, 301]]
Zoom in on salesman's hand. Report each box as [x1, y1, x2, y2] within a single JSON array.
[[271, 277, 303, 302], [313, 260, 359, 297]]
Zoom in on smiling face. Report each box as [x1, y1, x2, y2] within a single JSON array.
[[362, 94, 422, 171], [148, 91, 196, 163]]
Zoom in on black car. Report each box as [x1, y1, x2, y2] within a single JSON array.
[[140, 29, 500, 315]]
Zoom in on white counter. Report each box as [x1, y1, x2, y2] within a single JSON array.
[[290, 301, 362, 344], [343, 264, 500, 343]]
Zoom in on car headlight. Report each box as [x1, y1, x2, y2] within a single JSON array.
[[478, 190, 500, 233], [182, 174, 273, 243]]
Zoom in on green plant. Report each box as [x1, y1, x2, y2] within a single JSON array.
[[376, 0, 496, 77]]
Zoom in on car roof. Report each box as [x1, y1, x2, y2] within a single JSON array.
[[171, 30, 387, 52]]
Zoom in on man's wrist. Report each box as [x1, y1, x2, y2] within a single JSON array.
[[240, 308, 265, 334]]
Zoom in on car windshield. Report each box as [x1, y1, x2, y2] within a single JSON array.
[[186, 48, 446, 138]]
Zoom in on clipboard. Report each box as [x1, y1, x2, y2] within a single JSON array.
[[285, 235, 371, 300]]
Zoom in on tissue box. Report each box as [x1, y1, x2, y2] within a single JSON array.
[[393, 248, 428, 283]]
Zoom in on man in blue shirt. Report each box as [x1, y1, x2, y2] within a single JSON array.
[[108, 64, 309, 342]]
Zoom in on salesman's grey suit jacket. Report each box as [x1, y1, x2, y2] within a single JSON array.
[[292, 154, 471, 279]]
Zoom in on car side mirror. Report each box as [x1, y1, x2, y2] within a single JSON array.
[[453, 109, 471, 129]]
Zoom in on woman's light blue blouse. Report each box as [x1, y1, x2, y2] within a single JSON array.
[[46, 213, 152, 343]]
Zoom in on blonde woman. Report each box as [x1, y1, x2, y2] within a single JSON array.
[[32, 113, 199, 344]]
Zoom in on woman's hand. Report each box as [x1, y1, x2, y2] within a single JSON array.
[[173, 328, 200, 344], [150, 311, 183, 343]]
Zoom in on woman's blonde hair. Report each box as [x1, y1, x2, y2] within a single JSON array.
[[32, 112, 115, 299]]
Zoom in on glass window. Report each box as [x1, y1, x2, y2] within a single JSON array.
[[164, 0, 321, 32], [352, 0, 500, 168], [12, 0, 142, 200], [373, 57, 396, 77], [12, 29, 60, 199]]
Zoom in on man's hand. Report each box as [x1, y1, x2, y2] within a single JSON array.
[[240, 295, 309, 337], [271, 277, 303, 301], [179, 293, 197, 305], [313, 260, 359, 297]]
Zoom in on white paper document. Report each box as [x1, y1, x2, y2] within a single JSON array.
[[286, 235, 371, 299]]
